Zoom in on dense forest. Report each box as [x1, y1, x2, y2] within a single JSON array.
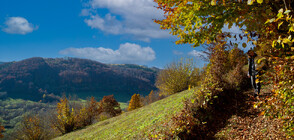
[[0, 57, 159, 102]]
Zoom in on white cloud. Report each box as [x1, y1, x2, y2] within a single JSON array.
[[2, 17, 38, 34], [173, 50, 184, 55], [60, 42, 156, 64], [82, 0, 170, 41], [85, 14, 123, 35], [188, 50, 207, 60]]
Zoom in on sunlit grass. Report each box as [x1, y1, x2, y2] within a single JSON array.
[[55, 89, 195, 140]]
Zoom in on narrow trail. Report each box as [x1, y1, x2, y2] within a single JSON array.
[[214, 88, 287, 139], [182, 86, 287, 139]]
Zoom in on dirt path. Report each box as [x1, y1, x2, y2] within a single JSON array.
[[214, 88, 287, 139]]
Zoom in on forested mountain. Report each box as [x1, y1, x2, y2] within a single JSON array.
[[0, 57, 159, 102]]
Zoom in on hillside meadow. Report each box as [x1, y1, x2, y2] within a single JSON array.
[[55, 89, 194, 140]]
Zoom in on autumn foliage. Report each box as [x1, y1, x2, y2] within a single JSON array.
[[98, 95, 122, 117], [76, 97, 100, 128], [49, 95, 122, 135], [0, 123, 4, 138], [17, 115, 48, 140], [128, 94, 142, 111], [153, 0, 294, 138], [156, 58, 202, 95], [51, 97, 76, 134]]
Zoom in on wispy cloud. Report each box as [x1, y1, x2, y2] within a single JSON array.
[[85, 14, 123, 35], [188, 50, 207, 60], [173, 50, 184, 56], [60, 43, 156, 64], [2, 17, 38, 35], [82, 0, 170, 42]]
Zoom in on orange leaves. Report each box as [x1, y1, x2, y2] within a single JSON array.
[[128, 94, 142, 111], [148, 90, 155, 104], [76, 97, 100, 127], [98, 95, 122, 117], [53, 95, 121, 134], [20, 115, 45, 140], [0, 123, 4, 138]]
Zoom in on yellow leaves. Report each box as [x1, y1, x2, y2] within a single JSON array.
[[211, 0, 216, 6], [128, 94, 142, 111], [207, 39, 211, 44], [278, 21, 284, 29], [284, 10, 291, 15], [254, 104, 258, 109], [257, 57, 266, 64], [248, 0, 254, 5], [257, 0, 263, 4], [252, 40, 257, 45]]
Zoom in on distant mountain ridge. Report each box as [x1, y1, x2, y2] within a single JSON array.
[[0, 57, 159, 102]]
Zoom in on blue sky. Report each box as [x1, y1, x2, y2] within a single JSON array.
[[0, 0, 209, 68]]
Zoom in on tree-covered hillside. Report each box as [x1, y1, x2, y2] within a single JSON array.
[[0, 57, 159, 102]]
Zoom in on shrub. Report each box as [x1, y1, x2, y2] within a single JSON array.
[[98, 95, 122, 117], [51, 97, 77, 134], [155, 58, 202, 95], [17, 115, 48, 140], [128, 94, 143, 111], [76, 97, 99, 128]]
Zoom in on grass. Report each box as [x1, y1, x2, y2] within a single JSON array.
[[55, 89, 195, 140], [70, 99, 127, 111], [118, 102, 128, 111]]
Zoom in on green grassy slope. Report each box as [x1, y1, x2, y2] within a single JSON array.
[[55, 89, 194, 140]]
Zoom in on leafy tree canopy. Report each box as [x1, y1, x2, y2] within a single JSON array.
[[154, 0, 294, 50]]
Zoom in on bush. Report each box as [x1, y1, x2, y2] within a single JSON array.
[[155, 58, 202, 95], [51, 97, 77, 134], [98, 95, 122, 117], [16, 115, 48, 140], [76, 97, 99, 128], [128, 94, 142, 111]]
